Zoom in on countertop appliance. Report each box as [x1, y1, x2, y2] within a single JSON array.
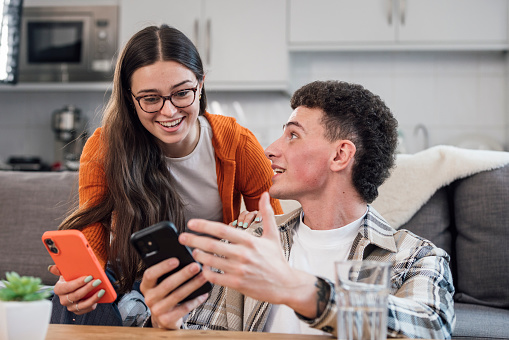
[[19, 5, 118, 83], [52, 105, 86, 170], [53, 105, 82, 143], [5, 156, 47, 171]]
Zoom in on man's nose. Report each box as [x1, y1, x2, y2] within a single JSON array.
[[264, 137, 282, 159]]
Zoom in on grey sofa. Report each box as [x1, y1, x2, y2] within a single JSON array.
[[399, 164, 509, 340], [0, 168, 508, 339]]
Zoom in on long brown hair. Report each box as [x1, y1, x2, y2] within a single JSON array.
[[59, 25, 208, 294]]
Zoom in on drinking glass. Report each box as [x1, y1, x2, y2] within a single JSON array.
[[335, 260, 391, 340]]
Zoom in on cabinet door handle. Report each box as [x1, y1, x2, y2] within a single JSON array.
[[387, 0, 393, 25], [400, 0, 406, 25], [194, 19, 199, 49], [206, 19, 211, 65]]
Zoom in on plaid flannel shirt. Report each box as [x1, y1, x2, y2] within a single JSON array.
[[184, 206, 456, 339]]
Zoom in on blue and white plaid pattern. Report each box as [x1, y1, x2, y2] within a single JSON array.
[[185, 206, 456, 339]]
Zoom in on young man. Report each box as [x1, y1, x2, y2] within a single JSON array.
[[140, 81, 456, 339]]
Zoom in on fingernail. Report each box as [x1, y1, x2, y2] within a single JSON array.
[[47, 265, 53, 272], [238, 222, 243, 228], [255, 217, 261, 222], [243, 224, 248, 229], [168, 257, 179, 266], [84, 275, 93, 283], [190, 263, 200, 274], [92, 279, 102, 287], [97, 289, 105, 298], [232, 220, 237, 227]]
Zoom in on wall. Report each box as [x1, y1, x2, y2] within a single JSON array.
[[0, 91, 107, 167], [211, 51, 508, 154], [0, 50, 507, 166]]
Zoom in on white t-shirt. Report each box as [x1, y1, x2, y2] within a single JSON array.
[[264, 209, 367, 335], [166, 115, 223, 223]]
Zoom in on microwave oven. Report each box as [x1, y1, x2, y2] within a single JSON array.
[[19, 5, 118, 83]]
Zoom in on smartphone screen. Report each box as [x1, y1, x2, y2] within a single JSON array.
[[130, 221, 212, 303], [42, 230, 117, 303]]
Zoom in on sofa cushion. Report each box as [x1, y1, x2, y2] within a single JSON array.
[[453, 302, 509, 340], [453, 165, 509, 309], [400, 186, 453, 256], [0, 171, 78, 285]]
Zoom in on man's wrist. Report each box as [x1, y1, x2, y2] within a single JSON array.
[[314, 277, 330, 317], [294, 276, 331, 321], [283, 271, 329, 319]]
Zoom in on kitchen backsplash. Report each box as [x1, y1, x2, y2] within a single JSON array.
[[288, 50, 507, 154], [0, 50, 507, 166]]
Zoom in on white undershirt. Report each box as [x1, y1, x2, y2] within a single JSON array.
[[166, 115, 223, 223], [264, 209, 367, 335]]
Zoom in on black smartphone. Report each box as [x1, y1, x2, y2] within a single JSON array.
[[130, 221, 212, 303]]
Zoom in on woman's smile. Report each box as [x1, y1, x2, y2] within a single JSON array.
[[158, 117, 185, 130]]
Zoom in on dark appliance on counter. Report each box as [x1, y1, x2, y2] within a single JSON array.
[[6, 156, 49, 171], [19, 5, 118, 83], [52, 105, 86, 171]]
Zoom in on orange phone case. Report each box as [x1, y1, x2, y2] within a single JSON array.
[[42, 230, 117, 303]]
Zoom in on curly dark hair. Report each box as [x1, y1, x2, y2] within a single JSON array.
[[290, 80, 398, 203]]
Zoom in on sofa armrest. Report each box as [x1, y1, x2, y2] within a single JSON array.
[[0, 171, 78, 285]]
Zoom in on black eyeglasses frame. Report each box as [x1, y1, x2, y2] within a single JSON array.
[[130, 86, 199, 113]]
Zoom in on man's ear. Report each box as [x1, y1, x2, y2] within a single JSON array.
[[331, 140, 356, 172]]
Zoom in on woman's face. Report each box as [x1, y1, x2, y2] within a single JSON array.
[[130, 60, 203, 158]]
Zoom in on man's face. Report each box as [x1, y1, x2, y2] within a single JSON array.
[[264, 106, 338, 201]]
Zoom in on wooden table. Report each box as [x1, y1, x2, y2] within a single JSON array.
[[45, 324, 333, 339]]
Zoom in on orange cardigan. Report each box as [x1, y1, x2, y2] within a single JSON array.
[[78, 112, 282, 267]]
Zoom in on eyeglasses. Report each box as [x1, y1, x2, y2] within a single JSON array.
[[131, 86, 199, 113]]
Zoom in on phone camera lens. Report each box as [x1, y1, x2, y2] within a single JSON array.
[[44, 239, 59, 254]]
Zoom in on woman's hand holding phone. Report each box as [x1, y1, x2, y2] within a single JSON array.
[[48, 265, 106, 315], [139, 258, 209, 329], [43, 229, 117, 315]]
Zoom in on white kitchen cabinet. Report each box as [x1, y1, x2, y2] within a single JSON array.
[[289, 0, 509, 51], [120, 0, 288, 90]]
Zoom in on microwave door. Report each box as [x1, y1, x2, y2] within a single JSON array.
[[20, 15, 91, 82], [28, 22, 84, 64]]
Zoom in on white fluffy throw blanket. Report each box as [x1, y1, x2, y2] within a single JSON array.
[[371, 145, 509, 229]]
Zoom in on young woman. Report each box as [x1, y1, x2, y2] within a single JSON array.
[[48, 25, 282, 325]]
